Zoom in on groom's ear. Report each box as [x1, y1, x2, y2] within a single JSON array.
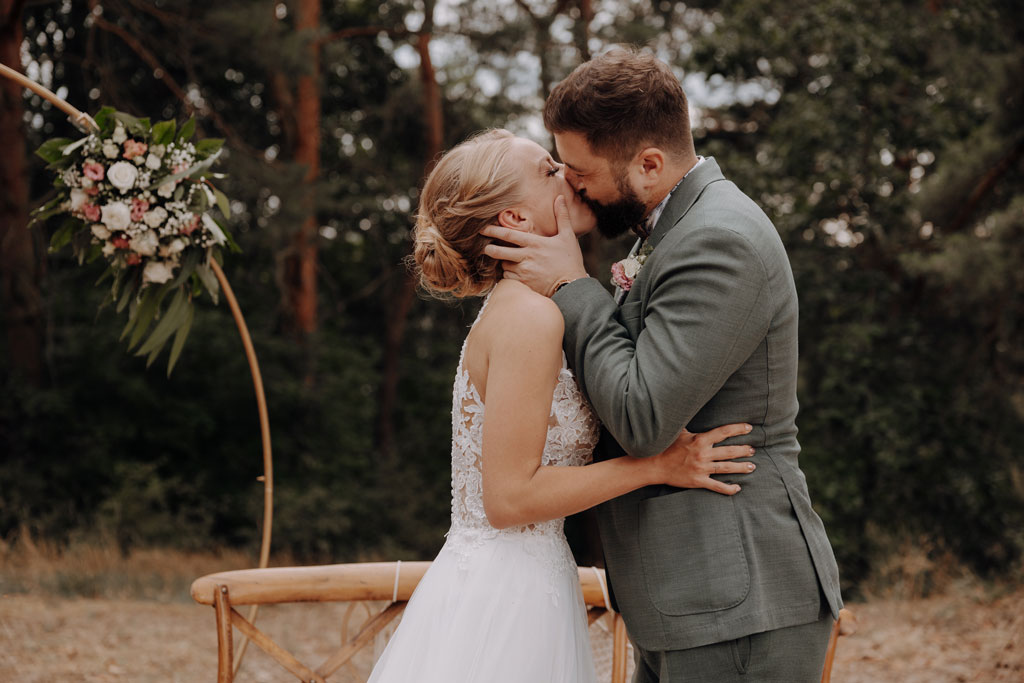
[[635, 147, 666, 181], [497, 208, 533, 232]]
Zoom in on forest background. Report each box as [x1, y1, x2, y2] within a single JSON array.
[[1, 0, 1022, 599]]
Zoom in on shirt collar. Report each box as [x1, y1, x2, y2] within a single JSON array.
[[635, 156, 704, 239]]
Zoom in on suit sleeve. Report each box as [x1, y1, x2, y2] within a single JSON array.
[[552, 226, 771, 458]]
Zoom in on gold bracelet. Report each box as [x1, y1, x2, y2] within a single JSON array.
[[549, 277, 578, 297]]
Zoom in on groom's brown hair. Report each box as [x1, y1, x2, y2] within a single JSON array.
[[544, 47, 693, 163]]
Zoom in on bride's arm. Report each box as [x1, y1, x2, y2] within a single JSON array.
[[480, 293, 754, 530]]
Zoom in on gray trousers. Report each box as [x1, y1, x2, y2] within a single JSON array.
[[632, 613, 834, 683]]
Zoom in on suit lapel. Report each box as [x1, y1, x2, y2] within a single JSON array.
[[645, 157, 726, 252]]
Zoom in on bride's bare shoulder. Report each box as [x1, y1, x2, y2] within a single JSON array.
[[484, 280, 563, 337]]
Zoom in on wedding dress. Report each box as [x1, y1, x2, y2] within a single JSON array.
[[367, 295, 601, 683]]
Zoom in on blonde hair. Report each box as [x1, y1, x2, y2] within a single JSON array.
[[412, 129, 523, 298]]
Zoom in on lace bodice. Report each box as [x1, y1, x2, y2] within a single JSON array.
[[447, 294, 600, 545]]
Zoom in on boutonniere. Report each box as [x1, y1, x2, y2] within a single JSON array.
[[610, 242, 654, 291]]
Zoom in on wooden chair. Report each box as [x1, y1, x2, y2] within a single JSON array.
[[192, 561, 629, 683]]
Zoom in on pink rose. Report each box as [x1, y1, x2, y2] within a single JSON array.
[[181, 214, 200, 235], [83, 162, 105, 181], [130, 198, 150, 222], [125, 253, 142, 266], [112, 235, 131, 250], [82, 203, 101, 222], [85, 186, 100, 196], [610, 261, 632, 291], [123, 140, 148, 160]]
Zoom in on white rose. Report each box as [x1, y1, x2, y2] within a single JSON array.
[[142, 261, 174, 285], [143, 206, 169, 229], [145, 153, 162, 170], [130, 230, 159, 257], [621, 257, 642, 279], [91, 223, 111, 240], [100, 202, 131, 231], [102, 142, 119, 159], [111, 125, 127, 144], [107, 161, 138, 192], [102, 242, 116, 257], [157, 181, 176, 198], [70, 189, 88, 211], [166, 238, 185, 255]]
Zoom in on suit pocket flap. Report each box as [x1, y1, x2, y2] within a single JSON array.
[[638, 490, 750, 616]]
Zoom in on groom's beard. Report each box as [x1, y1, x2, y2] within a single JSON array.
[[578, 180, 648, 239]]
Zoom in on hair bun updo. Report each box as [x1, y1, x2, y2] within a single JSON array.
[[411, 129, 522, 299]]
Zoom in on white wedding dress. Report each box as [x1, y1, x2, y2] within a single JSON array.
[[368, 295, 601, 683]]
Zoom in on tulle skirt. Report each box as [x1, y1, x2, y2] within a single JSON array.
[[367, 529, 598, 683]]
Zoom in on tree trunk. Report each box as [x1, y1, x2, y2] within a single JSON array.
[[0, 0, 43, 385], [282, 0, 320, 339], [375, 2, 442, 461]]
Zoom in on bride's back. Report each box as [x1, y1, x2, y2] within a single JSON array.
[[448, 280, 599, 544]]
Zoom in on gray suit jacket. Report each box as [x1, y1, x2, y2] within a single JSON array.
[[552, 158, 842, 651]]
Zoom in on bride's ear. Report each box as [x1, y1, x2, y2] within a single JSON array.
[[497, 208, 533, 233]]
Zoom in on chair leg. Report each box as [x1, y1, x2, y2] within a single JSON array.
[[611, 613, 628, 683], [819, 613, 842, 683], [214, 585, 234, 683]]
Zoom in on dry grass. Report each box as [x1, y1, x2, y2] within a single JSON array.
[[1, 537, 1022, 682]]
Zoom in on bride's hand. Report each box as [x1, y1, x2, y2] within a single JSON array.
[[650, 423, 756, 495]]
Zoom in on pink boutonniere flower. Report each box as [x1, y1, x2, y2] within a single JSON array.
[[610, 243, 653, 291]]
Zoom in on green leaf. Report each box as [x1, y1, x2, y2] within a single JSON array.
[[212, 188, 231, 218], [144, 149, 222, 190], [194, 138, 224, 157], [95, 267, 114, 286], [116, 276, 136, 313], [72, 230, 94, 265], [151, 119, 176, 146], [85, 242, 104, 264], [127, 284, 172, 349], [48, 218, 77, 252], [110, 268, 127, 302], [60, 136, 91, 157], [35, 138, 73, 164], [165, 303, 195, 376], [177, 117, 196, 143], [194, 261, 220, 305], [113, 110, 147, 136], [93, 106, 117, 133], [135, 287, 187, 358], [120, 284, 151, 342], [30, 195, 68, 228], [169, 248, 201, 289], [188, 188, 209, 214], [213, 220, 242, 254]]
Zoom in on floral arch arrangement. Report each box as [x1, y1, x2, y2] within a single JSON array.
[[32, 105, 239, 374]]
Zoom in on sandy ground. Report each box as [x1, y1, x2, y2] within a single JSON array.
[[1, 586, 1021, 683]]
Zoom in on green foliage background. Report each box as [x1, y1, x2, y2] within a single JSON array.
[[2, 0, 1021, 595]]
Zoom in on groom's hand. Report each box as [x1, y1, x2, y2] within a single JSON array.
[[481, 195, 589, 297], [654, 423, 756, 495]]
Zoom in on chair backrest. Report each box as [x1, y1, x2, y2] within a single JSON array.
[[192, 561, 632, 683]]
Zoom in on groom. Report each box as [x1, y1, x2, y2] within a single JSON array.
[[483, 49, 843, 681]]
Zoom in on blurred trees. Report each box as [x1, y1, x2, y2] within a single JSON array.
[[0, 0, 43, 384], [0, 0, 1020, 593]]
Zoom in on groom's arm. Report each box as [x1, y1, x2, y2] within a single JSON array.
[[553, 225, 771, 459]]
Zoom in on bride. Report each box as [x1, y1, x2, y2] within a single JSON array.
[[367, 130, 755, 683]]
